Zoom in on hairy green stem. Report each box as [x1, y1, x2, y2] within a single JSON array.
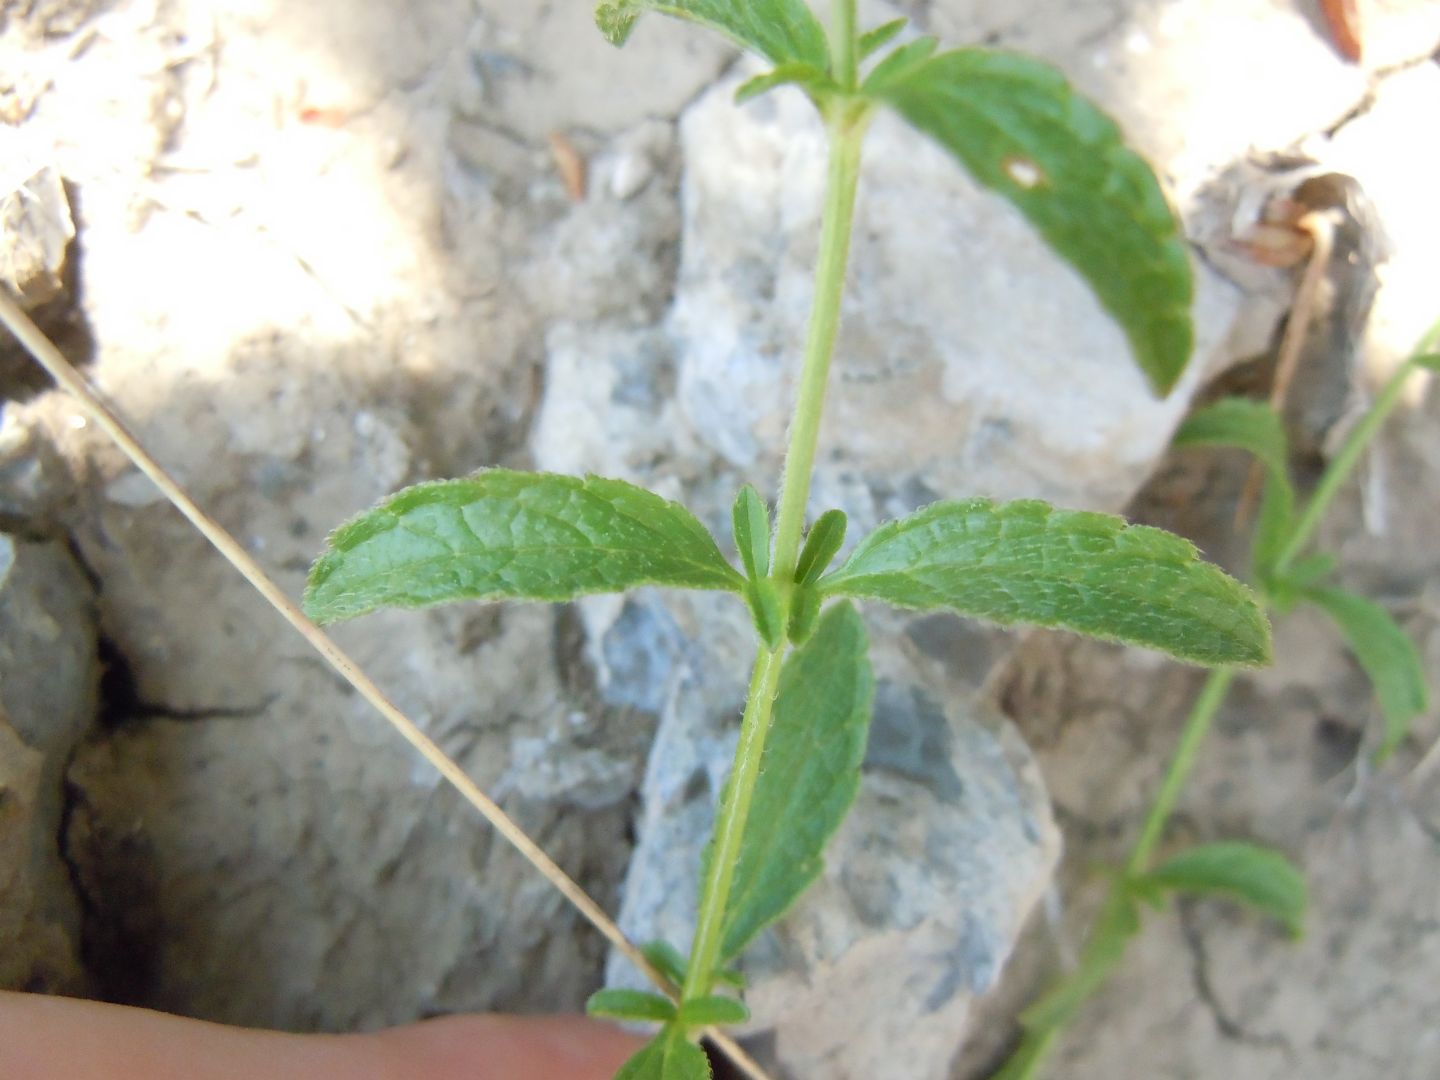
[[681, 645, 785, 1000], [1274, 322, 1440, 575], [770, 114, 866, 579], [831, 0, 859, 88], [682, 84, 867, 1003], [992, 1025, 1058, 1080], [995, 669, 1236, 1080], [1126, 667, 1236, 875]]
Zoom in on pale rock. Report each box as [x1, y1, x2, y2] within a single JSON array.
[[591, 595, 1058, 1080], [0, 533, 98, 994], [668, 69, 1238, 519], [1310, 64, 1440, 374]]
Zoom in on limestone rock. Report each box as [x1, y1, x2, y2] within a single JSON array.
[[667, 68, 1239, 520], [57, 351, 656, 1028], [593, 596, 1058, 1080], [0, 532, 98, 994]]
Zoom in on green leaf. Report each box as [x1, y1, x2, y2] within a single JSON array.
[[595, 0, 829, 69], [1173, 398, 1295, 574], [640, 940, 688, 988], [638, 942, 744, 993], [1174, 398, 1289, 478], [793, 509, 847, 585], [1305, 585, 1429, 761], [1280, 553, 1337, 590], [719, 602, 875, 961], [1414, 353, 1440, 372], [744, 578, 786, 650], [677, 995, 750, 1026], [734, 61, 836, 105], [859, 36, 938, 95], [586, 988, 678, 1023], [731, 484, 771, 580], [858, 18, 907, 59], [713, 966, 746, 990], [867, 49, 1194, 395], [786, 584, 822, 646], [1142, 841, 1307, 937], [303, 470, 743, 623], [1020, 889, 1140, 1030], [821, 498, 1271, 667], [613, 1025, 712, 1080]]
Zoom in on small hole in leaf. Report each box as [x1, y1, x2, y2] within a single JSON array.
[[1003, 156, 1044, 189]]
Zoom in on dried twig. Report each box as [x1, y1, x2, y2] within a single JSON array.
[[1235, 208, 1340, 529]]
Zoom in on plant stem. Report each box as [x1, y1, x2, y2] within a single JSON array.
[[770, 114, 866, 580], [831, 0, 859, 88], [681, 645, 786, 1000], [992, 1025, 1058, 1080], [994, 669, 1237, 1079], [1274, 320, 1440, 574], [682, 71, 868, 1003], [1127, 667, 1236, 875], [994, 320, 1440, 1079]]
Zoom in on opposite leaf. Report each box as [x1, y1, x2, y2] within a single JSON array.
[[640, 940, 688, 988], [613, 1024, 712, 1080], [858, 17, 907, 59], [735, 61, 836, 105], [731, 484, 771, 580], [821, 498, 1270, 667], [595, 0, 829, 69], [1306, 585, 1429, 761], [1173, 398, 1296, 575], [587, 988, 678, 1023], [793, 508, 847, 585], [304, 470, 743, 624], [1174, 398, 1289, 479], [677, 995, 750, 1026], [719, 601, 875, 961], [1142, 840, 1307, 937], [639, 941, 745, 992], [868, 49, 1194, 395]]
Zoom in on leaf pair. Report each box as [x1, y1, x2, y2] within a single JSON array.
[[595, 1, 1195, 396], [1020, 840, 1306, 1035], [588, 987, 749, 1026], [1175, 398, 1430, 759], [305, 471, 1272, 670]]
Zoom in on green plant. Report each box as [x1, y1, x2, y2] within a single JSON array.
[[992, 327, 1439, 1080], [300, 2, 1274, 1077]]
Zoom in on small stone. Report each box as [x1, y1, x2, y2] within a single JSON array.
[[0, 163, 74, 309], [105, 468, 165, 509], [607, 150, 654, 201]]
